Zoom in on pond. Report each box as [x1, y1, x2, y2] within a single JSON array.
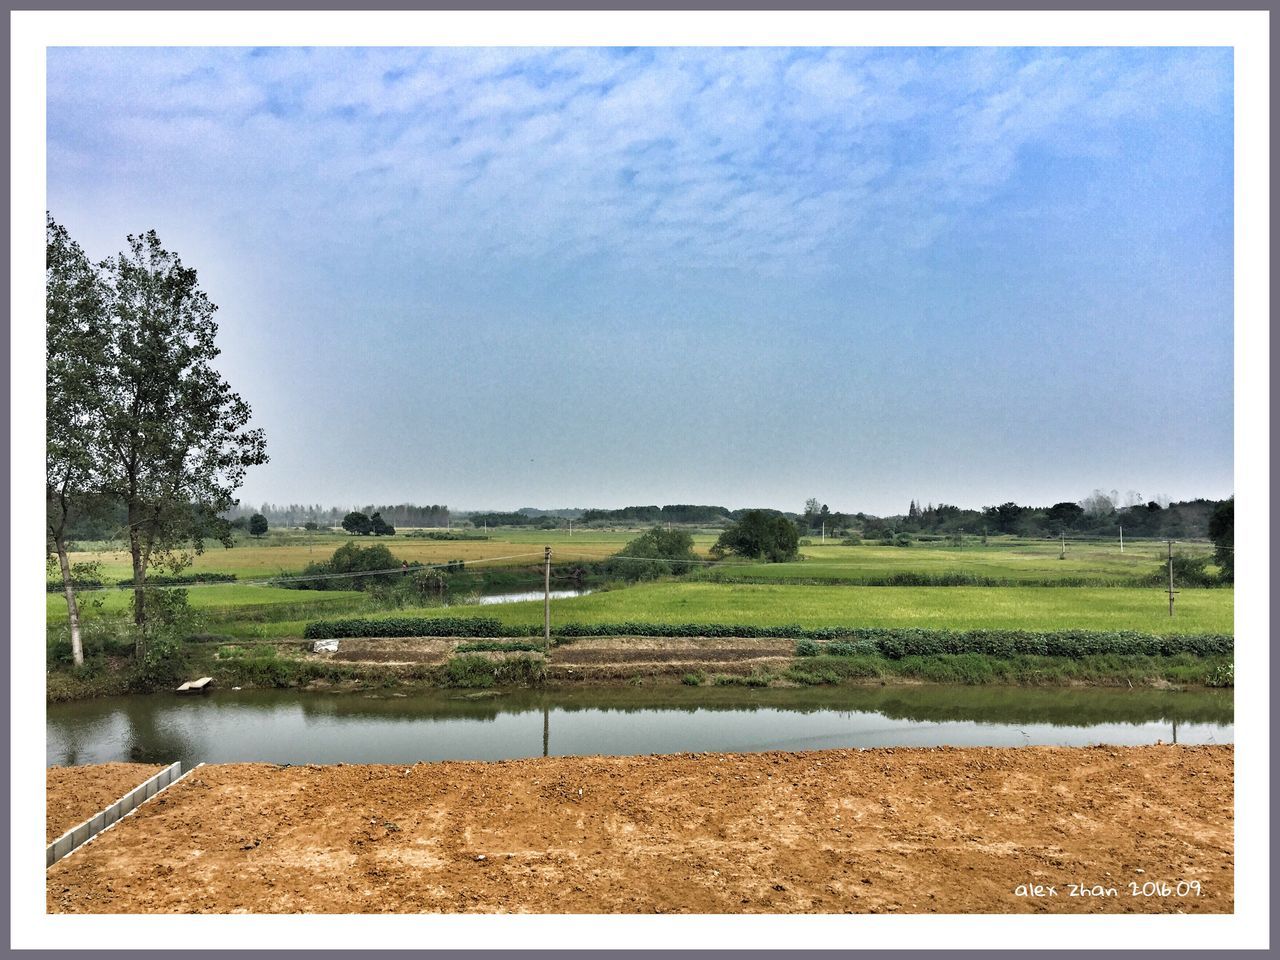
[[47, 685, 1233, 768]]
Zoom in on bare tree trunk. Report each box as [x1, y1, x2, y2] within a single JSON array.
[[53, 538, 84, 667], [128, 505, 147, 656]]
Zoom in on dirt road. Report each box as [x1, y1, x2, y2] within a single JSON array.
[[47, 746, 1232, 914]]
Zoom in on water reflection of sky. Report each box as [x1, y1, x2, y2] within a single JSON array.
[[48, 693, 1233, 769]]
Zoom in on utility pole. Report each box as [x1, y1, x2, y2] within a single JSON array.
[[1166, 540, 1177, 617], [1059, 533, 1066, 560], [1119, 524, 1124, 554], [569, 519, 573, 537], [543, 546, 552, 646], [821, 521, 825, 544]]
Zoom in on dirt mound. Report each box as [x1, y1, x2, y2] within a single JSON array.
[[47, 746, 1232, 914], [46, 763, 165, 842]]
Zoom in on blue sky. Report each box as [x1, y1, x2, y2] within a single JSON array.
[[46, 47, 1233, 515]]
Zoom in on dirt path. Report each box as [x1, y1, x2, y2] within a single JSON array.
[[46, 763, 164, 842], [47, 746, 1232, 914]]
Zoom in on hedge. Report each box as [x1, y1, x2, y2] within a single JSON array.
[[303, 616, 1232, 660], [47, 572, 239, 592], [305, 616, 507, 639], [796, 629, 1232, 660]]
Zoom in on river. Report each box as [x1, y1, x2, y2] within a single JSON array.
[[47, 685, 1233, 768]]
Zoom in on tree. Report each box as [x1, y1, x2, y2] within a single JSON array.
[[369, 511, 395, 536], [711, 510, 800, 562], [985, 501, 1025, 535], [46, 214, 109, 666], [342, 511, 372, 535], [1046, 501, 1085, 535], [95, 230, 267, 653], [1208, 497, 1233, 583], [249, 513, 269, 538], [607, 527, 697, 579]]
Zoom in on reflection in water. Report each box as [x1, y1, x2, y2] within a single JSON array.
[[47, 685, 1233, 769]]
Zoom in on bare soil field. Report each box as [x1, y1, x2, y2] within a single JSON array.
[[46, 763, 164, 842], [307, 635, 795, 678], [47, 746, 1231, 914]]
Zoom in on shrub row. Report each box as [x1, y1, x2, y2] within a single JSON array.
[[304, 616, 507, 639], [47, 571, 240, 593], [46, 578, 104, 592], [120, 572, 238, 587], [796, 629, 1232, 660]]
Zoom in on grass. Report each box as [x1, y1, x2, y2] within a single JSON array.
[[47, 584, 367, 620], [696, 538, 1220, 585], [248, 582, 1232, 638]]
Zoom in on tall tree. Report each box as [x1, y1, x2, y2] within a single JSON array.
[[1208, 497, 1234, 583], [46, 214, 108, 666], [96, 230, 267, 653]]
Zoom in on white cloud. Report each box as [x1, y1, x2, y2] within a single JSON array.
[[47, 46, 1232, 275]]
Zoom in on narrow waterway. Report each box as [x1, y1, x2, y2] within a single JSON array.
[[47, 685, 1233, 768]]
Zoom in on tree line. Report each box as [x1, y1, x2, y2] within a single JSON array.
[[46, 215, 268, 666]]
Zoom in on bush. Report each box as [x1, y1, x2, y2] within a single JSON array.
[[681, 671, 705, 686], [305, 616, 505, 639]]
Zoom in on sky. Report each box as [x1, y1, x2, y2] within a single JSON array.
[[46, 46, 1234, 516]]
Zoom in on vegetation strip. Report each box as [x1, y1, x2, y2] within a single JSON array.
[[304, 617, 1231, 657]]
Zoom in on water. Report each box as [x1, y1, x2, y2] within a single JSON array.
[[47, 685, 1232, 768], [472, 589, 589, 605]]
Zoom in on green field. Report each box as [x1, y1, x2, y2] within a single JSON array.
[[235, 582, 1233, 639], [47, 584, 367, 620], [697, 538, 1215, 584], [50, 529, 1231, 645]]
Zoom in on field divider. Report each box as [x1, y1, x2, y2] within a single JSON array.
[[46, 761, 203, 868]]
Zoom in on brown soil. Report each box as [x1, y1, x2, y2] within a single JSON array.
[[47, 746, 1231, 914], [46, 763, 164, 843]]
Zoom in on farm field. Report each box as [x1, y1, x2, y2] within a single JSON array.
[[47, 584, 366, 620], [700, 539, 1216, 584], [252, 582, 1233, 638], [64, 528, 721, 580]]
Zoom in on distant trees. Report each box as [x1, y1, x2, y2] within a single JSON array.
[[342, 511, 372, 535], [1046, 502, 1085, 535], [1208, 498, 1234, 583], [607, 527, 697, 579], [340, 510, 395, 535], [711, 510, 800, 562], [579, 505, 732, 525], [249, 513, 269, 538], [984, 502, 1026, 535]]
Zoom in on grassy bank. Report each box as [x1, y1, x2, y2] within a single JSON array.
[[46, 634, 1233, 702]]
